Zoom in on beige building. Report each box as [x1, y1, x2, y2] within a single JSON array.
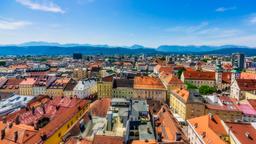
[[170, 88, 205, 120], [97, 75, 113, 98], [133, 76, 167, 102], [19, 78, 36, 95]]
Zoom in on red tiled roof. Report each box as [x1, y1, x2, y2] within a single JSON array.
[[183, 71, 215, 80], [102, 75, 113, 82], [226, 122, 256, 144], [247, 99, 256, 110], [2, 97, 89, 144], [184, 71, 231, 83], [236, 79, 256, 91], [90, 98, 111, 117]]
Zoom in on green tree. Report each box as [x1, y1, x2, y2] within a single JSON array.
[[199, 85, 217, 95], [185, 82, 197, 90], [177, 69, 184, 79]]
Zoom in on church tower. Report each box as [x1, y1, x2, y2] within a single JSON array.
[[215, 60, 223, 89], [231, 61, 241, 84]]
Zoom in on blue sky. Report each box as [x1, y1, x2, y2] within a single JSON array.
[[0, 0, 256, 47]]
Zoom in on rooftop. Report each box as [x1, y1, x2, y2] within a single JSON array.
[[187, 114, 228, 144], [20, 78, 37, 85], [134, 76, 165, 90], [226, 122, 256, 144]]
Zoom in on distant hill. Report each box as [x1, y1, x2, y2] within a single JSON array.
[[156, 45, 250, 53], [199, 48, 256, 56], [0, 42, 255, 56], [0, 46, 161, 56]]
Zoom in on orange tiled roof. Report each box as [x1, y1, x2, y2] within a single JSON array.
[[19, 78, 37, 85], [240, 72, 256, 80], [159, 66, 172, 74], [160, 72, 183, 85], [155, 105, 187, 143], [8, 64, 29, 70], [92, 135, 124, 144], [131, 140, 157, 144], [187, 114, 227, 144], [172, 88, 190, 102], [134, 76, 166, 90]]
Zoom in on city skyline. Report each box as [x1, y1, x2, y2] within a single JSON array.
[[1, 0, 256, 47]]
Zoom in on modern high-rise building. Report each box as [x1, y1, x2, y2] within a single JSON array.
[[73, 53, 83, 60], [232, 53, 245, 70]]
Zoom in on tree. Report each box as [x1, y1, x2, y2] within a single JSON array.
[[177, 69, 184, 79], [185, 82, 197, 90], [199, 85, 217, 95]]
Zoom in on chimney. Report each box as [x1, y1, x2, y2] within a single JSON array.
[[14, 131, 18, 143], [2, 116, 7, 124], [32, 106, 35, 115], [42, 104, 46, 114], [56, 105, 61, 111], [157, 132, 162, 142], [147, 127, 152, 134], [40, 133, 47, 141], [1, 129, 5, 140], [15, 116, 20, 125], [175, 132, 182, 141], [34, 123, 39, 130], [194, 123, 198, 128], [201, 132, 206, 138], [245, 132, 253, 140], [9, 123, 13, 129]]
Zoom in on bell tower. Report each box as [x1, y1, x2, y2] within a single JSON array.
[[215, 60, 223, 89]]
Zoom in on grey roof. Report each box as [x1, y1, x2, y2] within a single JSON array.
[[138, 122, 155, 140]]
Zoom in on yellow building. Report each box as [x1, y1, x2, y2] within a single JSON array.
[[44, 100, 89, 144], [73, 68, 87, 80], [97, 75, 113, 98], [46, 77, 71, 97], [170, 88, 205, 120], [19, 78, 36, 95], [112, 79, 134, 98], [245, 91, 256, 99]]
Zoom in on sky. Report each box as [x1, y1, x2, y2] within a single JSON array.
[[0, 0, 256, 47]]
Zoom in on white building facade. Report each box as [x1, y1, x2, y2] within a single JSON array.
[[73, 79, 97, 99]]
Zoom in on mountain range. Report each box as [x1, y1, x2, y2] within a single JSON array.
[[0, 41, 255, 56]]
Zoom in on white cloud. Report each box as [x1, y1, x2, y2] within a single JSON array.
[[216, 6, 236, 12], [165, 22, 209, 33], [0, 18, 31, 30], [249, 15, 256, 24], [16, 0, 65, 13]]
